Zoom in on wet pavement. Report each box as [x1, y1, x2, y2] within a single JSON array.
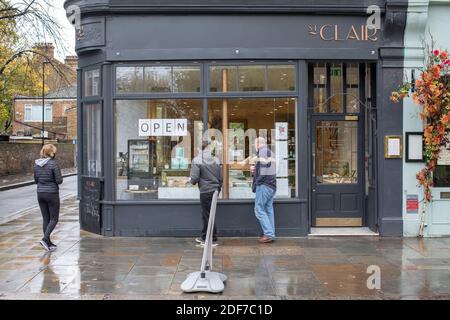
[[1, 196, 450, 300], [0, 175, 77, 221], [0, 168, 77, 187]]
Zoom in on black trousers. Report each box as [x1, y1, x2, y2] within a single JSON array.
[[37, 192, 60, 242], [200, 191, 218, 241]]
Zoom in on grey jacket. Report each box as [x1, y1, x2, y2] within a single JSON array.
[[190, 149, 223, 194], [34, 158, 63, 193]]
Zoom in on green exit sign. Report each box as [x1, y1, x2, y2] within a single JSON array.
[[330, 68, 341, 76]]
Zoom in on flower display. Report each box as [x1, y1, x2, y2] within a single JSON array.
[[391, 49, 450, 205]]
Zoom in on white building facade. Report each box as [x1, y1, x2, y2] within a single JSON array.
[[403, 0, 450, 236]]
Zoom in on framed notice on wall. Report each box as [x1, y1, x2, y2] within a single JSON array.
[[384, 135, 402, 159], [438, 133, 450, 165], [405, 132, 424, 162]]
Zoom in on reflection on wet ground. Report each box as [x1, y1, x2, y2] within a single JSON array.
[[1, 196, 450, 300]]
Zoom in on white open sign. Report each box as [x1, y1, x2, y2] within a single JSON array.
[[139, 119, 187, 137]]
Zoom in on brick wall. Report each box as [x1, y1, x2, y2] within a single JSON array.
[[12, 99, 77, 140], [0, 142, 76, 176]]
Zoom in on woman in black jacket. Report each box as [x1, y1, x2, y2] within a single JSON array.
[[34, 144, 63, 251]]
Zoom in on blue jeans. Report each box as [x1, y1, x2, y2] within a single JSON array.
[[255, 184, 276, 239]]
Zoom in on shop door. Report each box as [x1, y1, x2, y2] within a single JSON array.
[[311, 117, 364, 226]]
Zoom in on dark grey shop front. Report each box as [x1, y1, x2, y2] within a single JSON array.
[[67, 0, 407, 237]]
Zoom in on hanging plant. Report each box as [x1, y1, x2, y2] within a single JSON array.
[[391, 49, 450, 236]]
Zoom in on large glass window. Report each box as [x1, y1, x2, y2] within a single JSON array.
[[113, 61, 298, 201], [209, 64, 296, 93], [116, 65, 201, 94], [115, 99, 203, 200], [84, 103, 102, 177], [208, 98, 297, 199]]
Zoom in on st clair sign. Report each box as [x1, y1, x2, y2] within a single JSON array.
[[139, 119, 187, 137], [308, 24, 378, 42], [308, 5, 380, 42]]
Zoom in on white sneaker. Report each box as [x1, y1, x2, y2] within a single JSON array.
[[39, 240, 50, 252]]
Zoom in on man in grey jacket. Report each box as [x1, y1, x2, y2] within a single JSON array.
[[190, 141, 223, 246]]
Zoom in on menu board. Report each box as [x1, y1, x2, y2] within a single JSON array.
[[80, 177, 102, 234]]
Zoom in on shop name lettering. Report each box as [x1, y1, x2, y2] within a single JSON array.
[[308, 24, 378, 42], [139, 119, 187, 137]]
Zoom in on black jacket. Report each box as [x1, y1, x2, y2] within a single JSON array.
[[190, 149, 223, 194], [252, 145, 277, 192], [34, 158, 63, 193]]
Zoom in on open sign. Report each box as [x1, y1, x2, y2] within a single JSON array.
[[139, 119, 187, 137]]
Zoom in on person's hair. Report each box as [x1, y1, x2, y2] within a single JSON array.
[[255, 137, 267, 147], [40, 144, 57, 158]]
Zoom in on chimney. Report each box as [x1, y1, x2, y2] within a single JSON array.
[[64, 55, 78, 70], [33, 42, 55, 60]]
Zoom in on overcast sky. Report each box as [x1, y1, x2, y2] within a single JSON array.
[[10, 0, 76, 60], [51, 0, 77, 60]]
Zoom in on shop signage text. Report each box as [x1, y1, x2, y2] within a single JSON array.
[[139, 119, 187, 137], [308, 24, 378, 42]]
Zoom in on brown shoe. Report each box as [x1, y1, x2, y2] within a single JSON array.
[[258, 236, 273, 244]]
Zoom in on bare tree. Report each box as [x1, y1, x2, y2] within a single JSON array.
[[0, 0, 73, 133]]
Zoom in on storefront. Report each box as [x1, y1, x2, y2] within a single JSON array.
[[66, 0, 408, 237]]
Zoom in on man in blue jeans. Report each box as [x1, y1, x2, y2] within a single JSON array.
[[252, 137, 277, 244]]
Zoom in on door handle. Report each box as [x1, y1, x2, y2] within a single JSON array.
[[312, 189, 316, 192]]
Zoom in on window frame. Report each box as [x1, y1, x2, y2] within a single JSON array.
[[112, 60, 300, 202], [84, 68, 101, 98], [24, 104, 53, 122], [114, 62, 204, 98], [82, 102, 103, 178]]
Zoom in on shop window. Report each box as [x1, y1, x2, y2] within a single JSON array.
[[173, 66, 201, 93], [84, 103, 102, 177], [209, 66, 238, 92], [115, 99, 203, 200], [434, 166, 450, 187], [209, 64, 296, 93], [85, 69, 100, 97], [144, 66, 171, 92], [208, 98, 297, 199], [116, 65, 201, 94], [268, 65, 296, 91], [238, 65, 266, 91], [433, 136, 450, 187], [116, 67, 144, 93]]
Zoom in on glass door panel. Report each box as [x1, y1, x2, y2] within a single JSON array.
[[315, 121, 358, 184]]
